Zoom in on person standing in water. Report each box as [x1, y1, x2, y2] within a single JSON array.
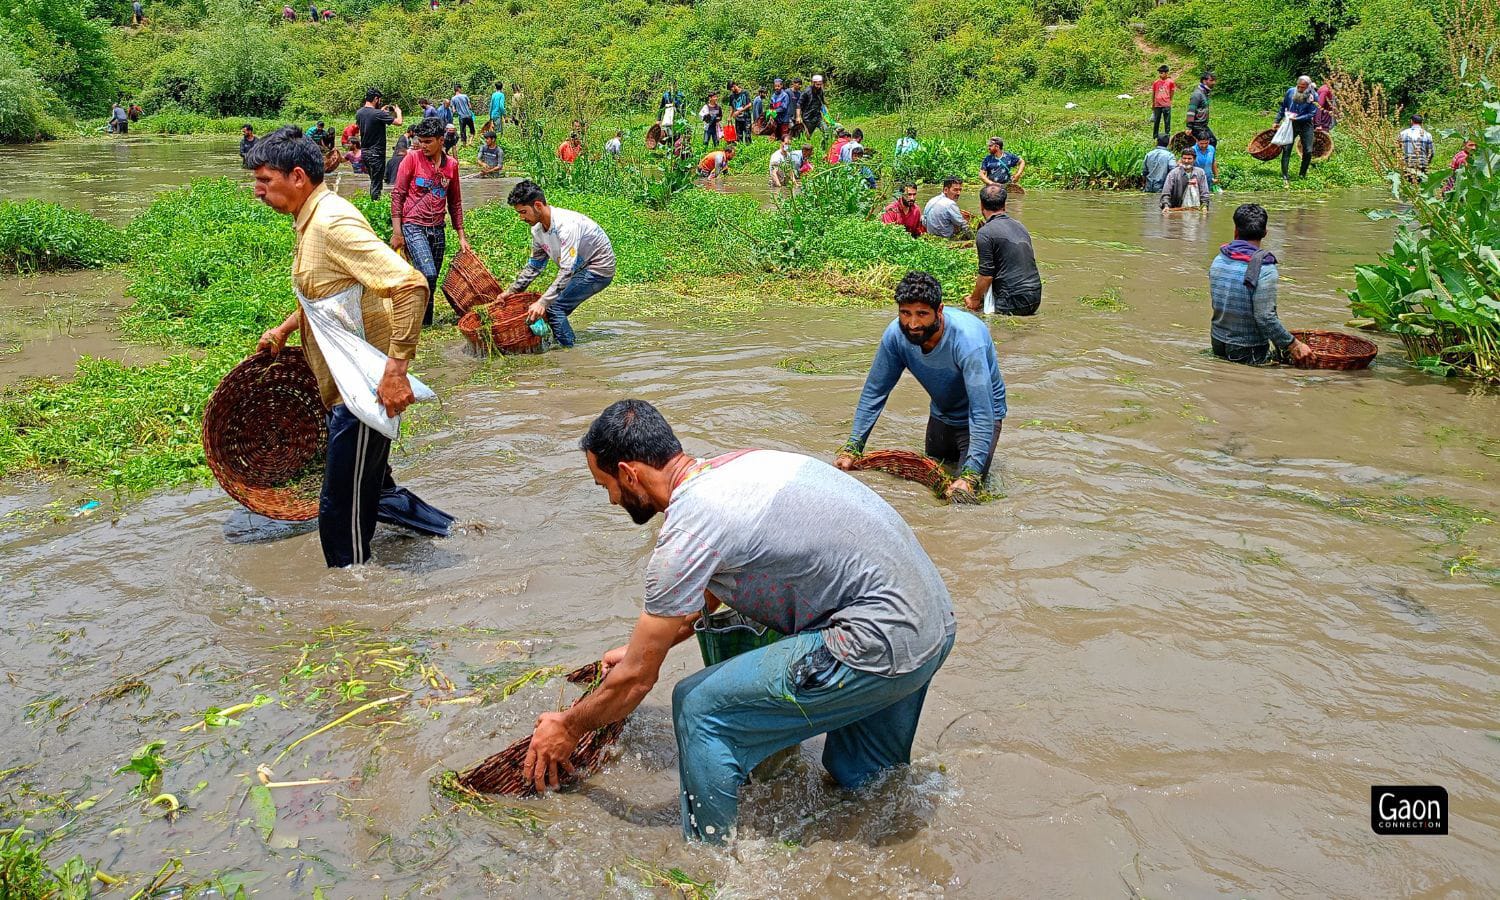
[[966, 185, 1041, 317], [355, 89, 402, 201], [450, 84, 475, 145], [522, 399, 956, 845], [246, 127, 453, 567], [838, 270, 1007, 499], [502, 180, 616, 348], [1209, 203, 1313, 365], [391, 117, 471, 327]]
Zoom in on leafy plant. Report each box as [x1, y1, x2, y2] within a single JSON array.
[[115, 740, 168, 796], [0, 826, 96, 900], [0, 201, 128, 274]]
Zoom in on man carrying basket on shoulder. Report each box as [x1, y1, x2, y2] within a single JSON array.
[[247, 127, 453, 568]]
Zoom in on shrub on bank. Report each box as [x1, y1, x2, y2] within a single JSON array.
[[0, 201, 128, 274], [1322, 0, 1444, 107], [0, 46, 67, 143]]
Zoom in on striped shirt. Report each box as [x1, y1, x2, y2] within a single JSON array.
[[1209, 249, 1294, 351], [1398, 125, 1434, 170], [293, 184, 429, 408]]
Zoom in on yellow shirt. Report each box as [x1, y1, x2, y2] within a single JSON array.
[[292, 184, 429, 408]]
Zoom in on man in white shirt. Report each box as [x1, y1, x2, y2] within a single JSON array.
[[1397, 113, 1435, 179], [503, 180, 617, 348], [604, 130, 623, 157], [838, 128, 864, 163], [769, 140, 794, 193], [922, 178, 972, 240]]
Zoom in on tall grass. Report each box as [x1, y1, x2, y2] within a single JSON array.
[[0, 201, 128, 274]]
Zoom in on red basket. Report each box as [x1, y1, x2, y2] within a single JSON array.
[[1291, 330, 1378, 370], [458, 292, 543, 355], [202, 348, 326, 521]]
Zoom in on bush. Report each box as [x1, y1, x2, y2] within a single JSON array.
[[0, 201, 128, 274], [0, 0, 117, 113], [1144, 0, 1212, 51], [142, 22, 295, 117], [0, 45, 65, 142], [1322, 0, 1444, 106], [1037, 19, 1138, 88], [1194, 1, 1318, 100]]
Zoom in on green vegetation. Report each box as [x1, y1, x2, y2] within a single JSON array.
[[0, 825, 98, 900], [0, 201, 128, 274]]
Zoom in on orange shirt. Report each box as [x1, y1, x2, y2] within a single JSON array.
[[557, 141, 580, 163], [698, 151, 728, 175]]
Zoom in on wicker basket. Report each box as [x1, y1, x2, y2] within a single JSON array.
[[458, 292, 543, 355], [645, 124, 665, 150], [1313, 129, 1333, 162], [456, 661, 624, 796], [202, 348, 327, 521], [1169, 130, 1195, 154], [851, 449, 949, 490], [1290, 329, 1378, 370], [1247, 129, 1282, 162], [440, 249, 505, 317]]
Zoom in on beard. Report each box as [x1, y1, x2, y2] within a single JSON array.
[[903, 321, 940, 345], [621, 484, 657, 525]]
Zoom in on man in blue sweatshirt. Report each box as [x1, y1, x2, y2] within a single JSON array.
[[1210, 204, 1313, 365], [836, 271, 1007, 499]]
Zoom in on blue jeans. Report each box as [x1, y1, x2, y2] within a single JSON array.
[[545, 270, 612, 347], [671, 628, 954, 842]]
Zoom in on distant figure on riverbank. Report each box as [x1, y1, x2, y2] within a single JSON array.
[[477, 131, 503, 176], [881, 183, 925, 237], [246, 126, 453, 567], [923, 178, 973, 240], [839, 128, 865, 164], [728, 81, 752, 144], [309, 3, 319, 22], [355, 89, 402, 201], [968, 185, 1041, 316], [488, 82, 506, 134], [1315, 80, 1338, 131], [239, 124, 257, 160], [502, 180, 617, 348], [798, 75, 826, 146], [1276, 76, 1319, 184], [341, 121, 359, 150], [1186, 72, 1216, 146], [1143, 135, 1174, 192], [1210, 203, 1313, 366], [979, 137, 1024, 187], [769, 141, 794, 194], [1398, 114, 1434, 181], [109, 102, 128, 134], [604, 130, 622, 158], [1152, 65, 1176, 140], [133, 0, 145, 25], [1161, 149, 1209, 210], [128, 103, 142, 122], [770, 78, 793, 140], [392, 117, 470, 327], [698, 145, 735, 188], [837, 270, 1007, 500], [283, 5, 296, 21], [451, 85, 475, 144], [1443, 138, 1477, 193], [895, 126, 920, 156], [700, 91, 724, 147]]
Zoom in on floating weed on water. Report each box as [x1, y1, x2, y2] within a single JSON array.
[[468, 665, 567, 704], [1019, 418, 1085, 433], [1265, 488, 1496, 543], [1076, 288, 1127, 312], [432, 771, 542, 832], [776, 349, 871, 376], [621, 857, 718, 899], [1442, 550, 1500, 582], [114, 740, 167, 796], [1050, 236, 1146, 254], [1241, 547, 1290, 568], [0, 825, 99, 899]]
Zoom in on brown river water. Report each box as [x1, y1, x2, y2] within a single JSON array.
[[2, 137, 1498, 897]]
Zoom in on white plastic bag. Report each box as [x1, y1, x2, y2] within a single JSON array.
[[297, 285, 435, 440], [1271, 118, 1295, 146], [661, 104, 676, 128], [1184, 184, 1201, 209], [983, 286, 996, 314]]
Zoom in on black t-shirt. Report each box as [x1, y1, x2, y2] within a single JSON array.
[[355, 105, 394, 152], [799, 88, 823, 125], [976, 213, 1041, 299]]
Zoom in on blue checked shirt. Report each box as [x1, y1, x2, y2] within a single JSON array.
[[1210, 252, 1294, 351]]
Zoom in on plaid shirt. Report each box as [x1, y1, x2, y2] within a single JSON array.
[[1210, 251, 1294, 351], [293, 184, 429, 408], [1398, 126, 1434, 170]]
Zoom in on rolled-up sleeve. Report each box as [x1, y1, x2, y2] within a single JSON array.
[[324, 213, 428, 359]]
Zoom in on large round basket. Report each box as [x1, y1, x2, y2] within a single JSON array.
[[202, 347, 327, 521], [645, 124, 665, 150], [1312, 129, 1333, 162], [458, 292, 543, 355], [1169, 130, 1195, 154], [440, 248, 505, 317], [1247, 129, 1282, 162], [1290, 329, 1378, 370]]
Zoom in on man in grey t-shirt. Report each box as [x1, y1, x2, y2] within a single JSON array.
[[522, 400, 956, 843]]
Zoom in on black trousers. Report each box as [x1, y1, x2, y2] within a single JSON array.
[[1212, 337, 1274, 365], [319, 404, 454, 567], [363, 148, 385, 200], [925, 416, 1001, 477], [1281, 118, 1315, 178], [1152, 107, 1171, 139], [993, 288, 1041, 317], [459, 116, 475, 143]]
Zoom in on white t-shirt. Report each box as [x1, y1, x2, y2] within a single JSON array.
[[922, 194, 967, 238], [604, 137, 621, 156]]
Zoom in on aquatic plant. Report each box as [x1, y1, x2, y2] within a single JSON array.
[[0, 201, 128, 274], [0, 826, 98, 899]]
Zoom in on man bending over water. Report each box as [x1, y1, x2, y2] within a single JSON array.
[[523, 400, 956, 843], [836, 271, 1007, 499]]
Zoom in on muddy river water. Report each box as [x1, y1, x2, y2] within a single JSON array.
[[2, 138, 1497, 897]]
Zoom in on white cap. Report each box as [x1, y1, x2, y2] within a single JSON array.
[[812, 74, 824, 83]]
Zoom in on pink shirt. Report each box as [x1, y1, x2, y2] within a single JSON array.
[[391, 150, 463, 230], [1152, 78, 1176, 107]]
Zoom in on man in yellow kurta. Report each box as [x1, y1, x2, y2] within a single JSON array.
[[248, 126, 453, 567]]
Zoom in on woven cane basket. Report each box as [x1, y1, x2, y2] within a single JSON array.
[[1169, 130, 1195, 154], [440, 248, 506, 317], [1247, 129, 1282, 162], [851, 450, 949, 490], [458, 292, 543, 355], [1313, 129, 1333, 162], [202, 347, 327, 521], [1290, 330, 1377, 370]]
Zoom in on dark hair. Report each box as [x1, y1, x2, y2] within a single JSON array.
[[579, 400, 683, 475], [413, 116, 446, 140], [243, 123, 254, 131], [941, 176, 962, 188], [365, 88, 382, 103], [243, 125, 324, 184], [894, 271, 942, 310], [1201, 71, 1215, 81], [1180, 148, 1196, 159], [1410, 113, 1424, 124], [1156, 134, 1170, 147], [1233, 203, 1268, 240], [508, 179, 546, 206], [453, 83, 461, 91], [496, 80, 503, 89], [979, 183, 1007, 212], [1159, 64, 1169, 73], [852, 128, 863, 140], [905, 126, 917, 137], [900, 181, 917, 192]]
